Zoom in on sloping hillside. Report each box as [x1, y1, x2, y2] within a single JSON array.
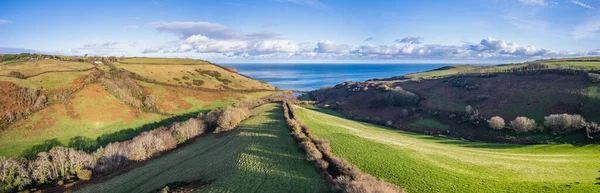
[[294, 105, 600, 193], [311, 59, 600, 143], [0, 55, 278, 158]]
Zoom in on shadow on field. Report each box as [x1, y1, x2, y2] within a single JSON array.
[[20, 110, 212, 158], [21, 138, 63, 158]]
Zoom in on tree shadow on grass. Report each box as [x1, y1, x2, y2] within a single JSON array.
[[21, 138, 63, 158]]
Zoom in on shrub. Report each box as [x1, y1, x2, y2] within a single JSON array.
[[585, 122, 600, 142], [588, 73, 600, 83], [544, 114, 587, 134], [0, 158, 31, 192], [487, 116, 505, 130], [77, 169, 92, 181], [299, 141, 323, 161], [172, 119, 206, 143], [509, 117, 536, 133], [384, 88, 419, 106], [9, 71, 25, 79], [333, 174, 405, 193], [214, 107, 251, 133]]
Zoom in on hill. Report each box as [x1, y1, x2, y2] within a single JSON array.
[[294, 105, 600, 193], [310, 58, 600, 144], [75, 103, 328, 193], [0, 55, 278, 158]]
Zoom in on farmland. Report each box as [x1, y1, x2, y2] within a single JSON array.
[[294, 105, 600, 193], [77, 103, 327, 193], [0, 59, 92, 77], [115, 58, 276, 90]]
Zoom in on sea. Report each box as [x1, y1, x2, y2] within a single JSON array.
[[224, 63, 454, 91]]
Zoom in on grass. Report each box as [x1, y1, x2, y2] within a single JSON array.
[[295, 106, 600, 193], [410, 118, 449, 130], [77, 103, 328, 193], [115, 62, 276, 90], [0, 59, 92, 76], [119, 58, 212, 65], [0, 70, 90, 90], [547, 61, 600, 69], [0, 84, 168, 157], [403, 65, 481, 79]]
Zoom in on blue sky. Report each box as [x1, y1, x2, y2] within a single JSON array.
[[0, 0, 599, 63]]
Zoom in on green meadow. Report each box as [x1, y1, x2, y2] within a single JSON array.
[[295, 106, 600, 193]]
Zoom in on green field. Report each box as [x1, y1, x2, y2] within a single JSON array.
[[77, 103, 327, 193], [547, 61, 600, 69], [295, 106, 600, 193], [0, 70, 90, 90], [0, 59, 92, 76]]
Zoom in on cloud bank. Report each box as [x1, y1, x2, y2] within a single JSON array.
[[138, 21, 600, 61]]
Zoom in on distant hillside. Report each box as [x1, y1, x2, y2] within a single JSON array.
[[310, 57, 600, 144], [0, 54, 278, 158]]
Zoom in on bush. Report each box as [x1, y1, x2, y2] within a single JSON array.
[[509, 117, 536, 133], [543, 114, 586, 134], [384, 88, 419, 106], [487, 116, 505, 130], [588, 73, 600, 83], [333, 174, 405, 193], [215, 107, 251, 133], [0, 158, 31, 192], [172, 119, 206, 143], [585, 122, 600, 142], [299, 141, 323, 161], [77, 169, 92, 181], [9, 71, 25, 79]]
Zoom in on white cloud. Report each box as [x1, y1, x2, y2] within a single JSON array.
[[519, 0, 547, 6], [504, 16, 549, 32], [122, 25, 139, 29], [314, 40, 352, 54], [72, 41, 121, 55], [570, 0, 595, 9], [145, 21, 595, 61], [572, 15, 600, 39], [0, 19, 11, 24], [395, 36, 424, 44]]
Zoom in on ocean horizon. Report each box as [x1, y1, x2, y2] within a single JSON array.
[[224, 63, 467, 90]]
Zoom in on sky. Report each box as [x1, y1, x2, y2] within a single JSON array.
[[0, 0, 599, 63]]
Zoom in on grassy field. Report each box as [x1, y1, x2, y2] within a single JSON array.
[[0, 59, 92, 76], [115, 60, 276, 90], [119, 58, 212, 65], [0, 84, 168, 157], [77, 103, 328, 193], [295, 106, 600, 193], [0, 70, 90, 90], [547, 61, 600, 69]]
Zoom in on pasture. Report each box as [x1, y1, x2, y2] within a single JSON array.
[[0, 59, 92, 76], [115, 60, 276, 90], [77, 103, 328, 193], [295, 106, 600, 193], [0, 70, 90, 90]]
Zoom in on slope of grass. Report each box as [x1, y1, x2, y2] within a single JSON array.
[[547, 61, 600, 69], [119, 58, 212, 65], [0, 59, 92, 76], [295, 106, 600, 193], [115, 61, 276, 90], [0, 70, 90, 90], [0, 84, 168, 157], [77, 103, 327, 193], [403, 65, 481, 79]]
